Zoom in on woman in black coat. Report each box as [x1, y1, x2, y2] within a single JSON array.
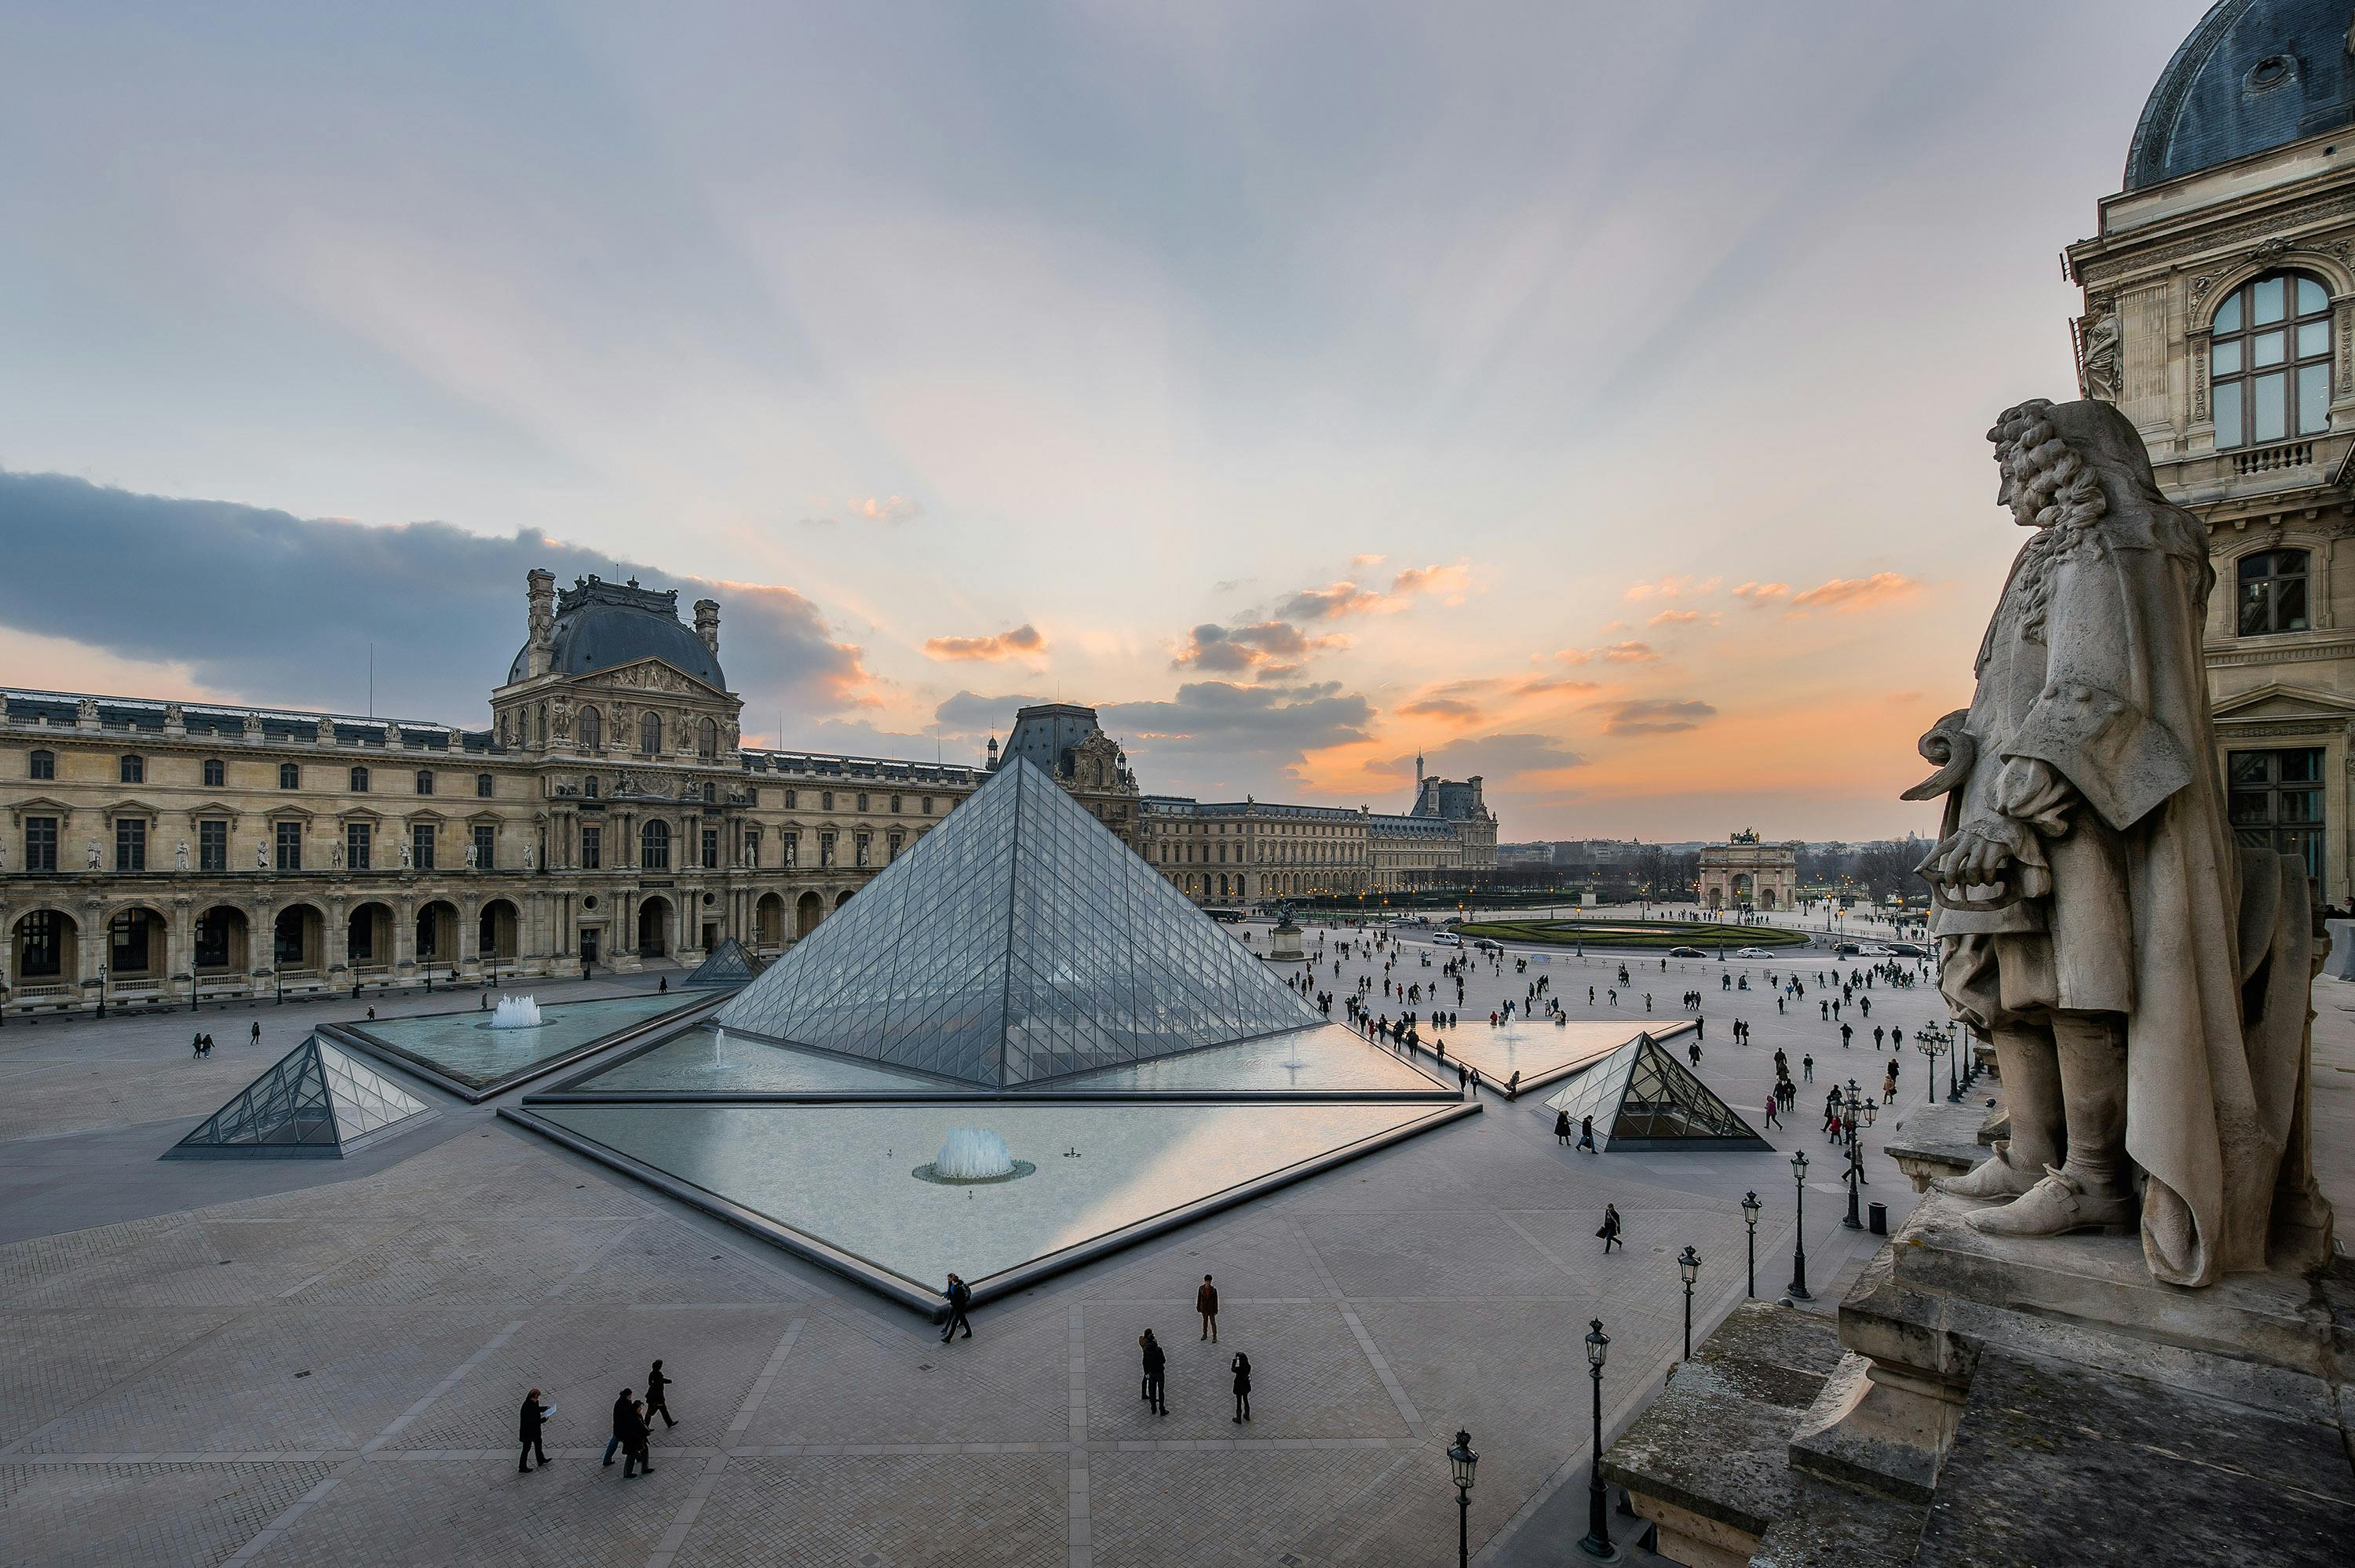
[[1554, 1109, 1572, 1145], [1230, 1352, 1252, 1423]]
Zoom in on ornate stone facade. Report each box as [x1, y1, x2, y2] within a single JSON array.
[[1696, 830, 1797, 911]]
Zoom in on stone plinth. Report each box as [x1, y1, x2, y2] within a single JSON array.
[[1267, 920, 1305, 963], [1882, 1096, 1998, 1193]]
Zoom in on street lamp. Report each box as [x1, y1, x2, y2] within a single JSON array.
[[1842, 1080, 1864, 1229], [1578, 1320, 1617, 1560], [1945, 1021, 1963, 1101], [1447, 1429, 1478, 1568], [96, 962, 108, 1019], [1787, 1150, 1812, 1300], [1677, 1245, 1701, 1360], [1915, 1027, 1947, 1112], [1740, 1191, 1762, 1297]]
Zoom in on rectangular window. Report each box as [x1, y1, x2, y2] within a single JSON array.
[[199, 819, 228, 871], [476, 773, 493, 798], [115, 816, 146, 871], [193, 910, 231, 968], [888, 830, 904, 862], [19, 910, 63, 977], [582, 825, 602, 870], [922, 795, 933, 814], [473, 824, 497, 868], [2255, 371, 2288, 443], [701, 828, 718, 870], [346, 821, 371, 871], [29, 750, 55, 781], [120, 755, 143, 785], [820, 831, 836, 868], [743, 830, 761, 868], [274, 819, 302, 871], [203, 758, 224, 787], [111, 909, 155, 973], [412, 822, 436, 871], [855, 830, 871, 868], [782, 830, 798, 868], [2228, 747, 2325, 892], [24, 815, 57, 872]]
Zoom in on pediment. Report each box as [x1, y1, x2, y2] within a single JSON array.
[[8, 794, 75, 821], [2211, 682, 2355, 723], [571, 660, 728, 702]]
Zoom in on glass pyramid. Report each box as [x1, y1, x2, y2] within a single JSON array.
[[1540, 1032, 1769, 1151], [683, 937, 765, 987], [164, 1035, 434, 1159], [715, 759, 1320, 1086]]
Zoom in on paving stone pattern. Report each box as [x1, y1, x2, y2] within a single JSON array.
[[0, 932, 1992, 1565]]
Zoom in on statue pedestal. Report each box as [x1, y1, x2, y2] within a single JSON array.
[[1266, 921, 1305, 963]]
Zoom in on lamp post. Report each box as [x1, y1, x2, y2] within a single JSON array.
[[96, 963, 108, 1020], [1945, 1021, 1963, 1102], [1787, 1150, 1812, 1300], [1447, 1429, 1478, 1568], [1740, 1191, 1761, 1297], [1677, 1245, 1700, 1361], [1915, 1028, 1945, 1112], [1578, 1319, 1617, 1560], [1842, 1081, 1864, 1229]]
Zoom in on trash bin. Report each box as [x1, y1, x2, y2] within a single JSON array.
[[1868, 1201, 1888, 1235]]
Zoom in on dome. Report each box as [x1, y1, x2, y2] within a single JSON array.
[[507, 576, 726, 689], [2126, 0, 2355, 191]]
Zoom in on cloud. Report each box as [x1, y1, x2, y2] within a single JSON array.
[[1646, 608, 1717, 628], [1377, 731, 1586, 782], [1593, 698, 1718, 735], [1349, 554, 1388, 570], [922, 622, 1047, 662], [1398, 696, 1484, 722], [1732, 581, 1791, 605], [933, 689, 1053, 735], [0, 469, 878, 721], [800, 494, 922, 527], [1388, 562, 1473, 603], [1172, 619, 1345, 675], [1624, 574, 1720, 602], [1276, 560, 1474, 621], [1101, 680, 1378, 780], [1515, 675, 1602, 696], [1785, 572, 1921, 615], [1277, 581, 1392, 620]]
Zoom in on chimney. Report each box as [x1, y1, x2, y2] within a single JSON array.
[[526, 569, 557, 678], [694, 597, 721, 658]]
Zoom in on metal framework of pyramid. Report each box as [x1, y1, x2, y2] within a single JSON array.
[[683, 937, 765, 987], [714, 758, 1320, 1086], [164, 1034, 436, 1159], [1541, 1032, 1769, 1152]]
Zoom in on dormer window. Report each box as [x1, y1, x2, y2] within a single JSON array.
[[2212, 272, 2331, 450]]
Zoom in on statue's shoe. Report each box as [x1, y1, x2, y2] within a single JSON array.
[[1963, 1166, 2133, 1238], [1933, 1150, 2039, 1200]]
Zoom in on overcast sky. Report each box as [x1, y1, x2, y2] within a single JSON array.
[[0, 2, 2214, 839]]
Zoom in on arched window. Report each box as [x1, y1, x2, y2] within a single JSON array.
[[2237, 548, 2311, 636], [2212, 272, 2331, 450], [350, 765, 370, 792], [279, 762, 301, 789], [641, 819, 671, 870], [28, 749, 53, 780], [579, 706, 601, 752], [639, 712, 663, 756], [119, 755, 144, 785], [698, 717, 717, 759]]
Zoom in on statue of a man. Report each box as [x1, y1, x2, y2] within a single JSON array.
[[176, 841, 190, 872], [1914, 399, 2331, 1286], [86, 839, 100, 870], [257, 841, 269, 871]]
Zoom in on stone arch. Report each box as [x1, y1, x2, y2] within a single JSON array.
[[637, 895, 674, 957], [273, 902, 327, 972], [9, 906, 79, 991], [414, 899, 460, 968], [346, 901, 394, 972], [834, 888, 855, 910], [192, 904, 249, 975], [477, 897, 521, 963], [794, 890, 823, 939], [755, 892, 786, 950], [99, 900, 169, 979]]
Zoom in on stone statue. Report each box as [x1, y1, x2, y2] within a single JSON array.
[[464, 843, 477, 869], [1912, 398, 2332, 1286], [523, 842, 535, 870], [2078, 302, 2121, 403], [176, 841, 190, 872], [330, 840, 344, 870], [399, 840, 413, 870], [257, 841, 269, 871], [86, 839, 100, 870]]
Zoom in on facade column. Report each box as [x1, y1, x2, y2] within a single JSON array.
[[167, 896, 193, 1005], [326, 895, 349, 987], [459, 893, 480, 975], [394, 892, 416, 973]]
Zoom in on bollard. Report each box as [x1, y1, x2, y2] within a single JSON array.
[[1868, 1201, 1888, 1235]]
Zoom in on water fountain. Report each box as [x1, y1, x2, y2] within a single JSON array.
[[934, 1127, 1016, 1180], [488, 994, 545, 1030]]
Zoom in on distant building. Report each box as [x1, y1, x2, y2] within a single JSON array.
[[1696, 830, 1797, 911], [986, 702, 1143, 849]]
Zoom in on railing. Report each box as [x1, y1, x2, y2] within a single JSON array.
[[2232, 440, 2313, 476]]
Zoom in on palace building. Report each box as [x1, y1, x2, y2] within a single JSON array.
[[2065, 0, 2355, 904], [1, 571, 1500, 1013]]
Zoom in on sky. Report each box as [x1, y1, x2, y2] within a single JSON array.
[[0, 2, 2218, 841]]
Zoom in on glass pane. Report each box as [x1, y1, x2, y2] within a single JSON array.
[[2298, 321, 2329, 359], [2214, 380, 2243, 446], [2280, 828, 2324, 881], [2240, 582, 2272, 636], [2255, 373, 2287, 442], [2277, 576, 2310, 631], [2215, 293, 2243, 334], [2212, 339, 2242, 375], [2255, 330, 2287, 367], [2299, 363, 2331, 432], [2298, 275, 2328, 315], [2255, 275, 2285, 324], [2281, 748, 2324, 783], [2229, 752, 2271, 784], [2281, 789, 2324, 824], [2230, 790, 2274, 826]]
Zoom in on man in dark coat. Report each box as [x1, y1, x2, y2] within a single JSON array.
[[940, 1271, 973, 1343], [645, 1359, 677, 1429], [603, 1387, 633, 1466], [517, 1388, 550, 1472], [621, 1398, 653, 1478], [1196, 1275, 1219, 1342], [1140, 1329, 1167, 1416]]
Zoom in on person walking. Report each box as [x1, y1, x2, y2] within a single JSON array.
[[1802, 1053, 1814, 1082], [1688, 1039, 1703, 1070], [645, 1359, 677, 1429], [1763, 1093, 1781, 1129], [1140, 1329, 1168, 1416], [250, 1019, 261, 1045], [1840, 1022, 1853, 1049], [1231, 1352, 1253, 1423], [1196, 1275, 1219, 1342], [1554, 1108, 1572, 1146], [1598, 1203, 1623, 1253], [623, 1397, 654, 1477], [603, 1387, 634, 1467], [1577, 1114, 1596, 1152], [940, 1272, 973, 1343], [517, 1388, 551, 1474]]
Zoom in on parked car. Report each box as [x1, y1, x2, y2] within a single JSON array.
[[1883, 942, 1926, 957], [1472, 938, 1502, 954], [1734, 946, 1776, 959], [1432, 932, 1462, 946], [1834, 942, 1861, 956], [1667, 945, 1705, 957], [1856, 944, 1895, 957]]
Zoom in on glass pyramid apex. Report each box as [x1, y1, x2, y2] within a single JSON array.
[[683, 937, 765, 987], [165, 1034, 434, 1159], [715, 758, 1320, 1086], [1541, 1032, 1769, 1151]]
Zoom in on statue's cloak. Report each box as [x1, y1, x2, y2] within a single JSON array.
[[1938, 399, 2328, 1285]]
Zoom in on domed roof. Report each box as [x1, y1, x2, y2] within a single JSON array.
[[2127, 0, 2355, 191], [507, 576, 726, 689]]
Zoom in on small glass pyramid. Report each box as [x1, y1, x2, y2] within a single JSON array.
[[1541, 1032, 1769, 1151], [683, 937, 765, 987], [715, 759, 1320, 1086], [165, 1035, 434, 1159]]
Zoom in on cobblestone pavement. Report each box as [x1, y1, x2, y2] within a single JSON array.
[[0, 932, 1979, 1566]]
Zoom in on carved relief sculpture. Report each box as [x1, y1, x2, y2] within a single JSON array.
[[1910, 398, 2334, 1286], [2076, 301, 2120, 402], [176, 841, 190, 872]]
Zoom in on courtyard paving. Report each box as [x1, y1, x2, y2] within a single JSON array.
[[12, 915, 2338, 1566]]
